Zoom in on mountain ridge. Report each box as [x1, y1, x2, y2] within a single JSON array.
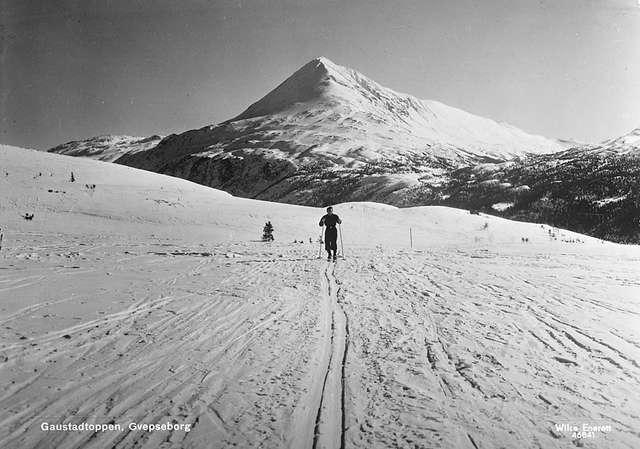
[[229, 56, 561, 159], [47, 134, 163, 162], [100, 56, 567, 207], [41, 57, 639, 241]]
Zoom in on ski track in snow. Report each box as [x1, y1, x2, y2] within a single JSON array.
[[1, 237, 639, 448]]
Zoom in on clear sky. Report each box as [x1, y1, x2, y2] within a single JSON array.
[[1, 0, 639, 149]]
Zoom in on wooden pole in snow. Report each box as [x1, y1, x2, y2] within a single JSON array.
[[339, 223, 345, 259]]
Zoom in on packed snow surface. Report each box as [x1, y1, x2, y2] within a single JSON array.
[[1, 145, 639, 449]]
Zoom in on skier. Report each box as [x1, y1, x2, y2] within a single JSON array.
[[319, 206, 342, 262]]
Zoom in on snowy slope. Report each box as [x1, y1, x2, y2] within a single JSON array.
[[0, 144, 587, 247], [232, 56, 560, 159], [599, 127, 640, 154], [109, 57, 562, 206], [1, 145, 639, 449], [48, 135, 162, 163]]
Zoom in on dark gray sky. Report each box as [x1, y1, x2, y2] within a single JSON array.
[[2, 0, 639, 149]]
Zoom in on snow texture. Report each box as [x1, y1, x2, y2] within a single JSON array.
[[1, 145, 639, 449]]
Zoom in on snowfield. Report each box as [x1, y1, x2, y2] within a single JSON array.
[[1, 145, 639, 449]]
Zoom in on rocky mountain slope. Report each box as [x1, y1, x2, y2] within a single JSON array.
[[430, 128, 640, 243], [111, 57, 561, 205], [48, 135, 162, 162]]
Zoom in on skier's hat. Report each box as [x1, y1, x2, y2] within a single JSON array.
[[326, 206, 333, 212]]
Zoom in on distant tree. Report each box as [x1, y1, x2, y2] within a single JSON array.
[[262, 221, 274, 241]]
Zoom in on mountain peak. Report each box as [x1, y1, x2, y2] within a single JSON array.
[[313, 55, 331, 64], [310, 56, 341, 72], [308, 55, 329, 65], [234, 57, 340, 120], [228, 57, 561, 158]]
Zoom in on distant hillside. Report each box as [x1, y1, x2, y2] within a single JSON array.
[[429, 130, 640, 243], [48, 135, 162, 162]]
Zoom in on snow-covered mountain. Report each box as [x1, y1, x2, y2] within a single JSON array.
[[590, 127, 640, 155], [111, 57, 562, 205], [48, 134, 162, 162], [229, 56, 560, 160]]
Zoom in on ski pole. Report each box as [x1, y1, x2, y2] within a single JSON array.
[[338, 223, 344, 259], [318, 227, 324, 259]]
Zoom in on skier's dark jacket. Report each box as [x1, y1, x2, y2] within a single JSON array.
[[319, 214, 342, 228]]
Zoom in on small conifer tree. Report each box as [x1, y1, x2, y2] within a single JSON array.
[[262, 221, 274, 241]]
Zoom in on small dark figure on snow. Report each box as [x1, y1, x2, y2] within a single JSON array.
[[70, 172, 75, 182], [262, 221, 274, 241], [319, 206, 342, 261]]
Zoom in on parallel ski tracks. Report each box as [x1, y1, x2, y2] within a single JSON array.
[[309, 262, 349, 449]]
